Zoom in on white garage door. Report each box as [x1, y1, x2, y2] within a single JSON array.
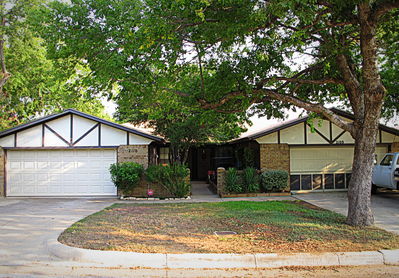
[[6, 149, 117, 197], [290, 146, 388, 191], [290, 146, 388, 174]]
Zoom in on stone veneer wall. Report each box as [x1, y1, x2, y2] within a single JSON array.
[[216, 167, 226, 196], [117, 145, 149, 167], [392, 142, 399, 153], [0, 148, 4, 197], [259, 144, 290, 172], [117, 145, 150, 197], [259, 143, 290, 190]]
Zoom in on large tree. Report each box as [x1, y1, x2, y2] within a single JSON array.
[[41, 0, 399, 226], [0, 0, 110, 130]]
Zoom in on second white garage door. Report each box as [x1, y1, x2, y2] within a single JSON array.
[[289, 146, 388, 191], [6, 149, 117, 197], [290, 146, 388, 174]]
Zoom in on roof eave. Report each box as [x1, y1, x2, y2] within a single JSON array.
[[0, 109, 163, 142]]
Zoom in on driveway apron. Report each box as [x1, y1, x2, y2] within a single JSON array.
[[0, 198, 115, 266]]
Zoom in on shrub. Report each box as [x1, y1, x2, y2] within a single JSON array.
[[261, 170, 289, 192], [242, 167, 260, 193], [146, 164, 190, 198], [225, 167, 242, 193], [109, 162, 144, 192]]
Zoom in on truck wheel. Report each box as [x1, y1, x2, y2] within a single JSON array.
[[371, 184, 378, 194]]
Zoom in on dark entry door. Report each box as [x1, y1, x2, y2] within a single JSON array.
[[189, 147, 212, 181]]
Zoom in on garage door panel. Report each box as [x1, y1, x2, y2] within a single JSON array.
[[6, 149, 117, 196], [290, 146, 388, 191]]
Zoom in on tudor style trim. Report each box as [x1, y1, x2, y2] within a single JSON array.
[[2, 146, 119, 150], [98, 123, 101, 146], [235, 108, 399, 142], [307, 124, 331, 144], [304, 122, 307, 145], [332, 130, 347, 144], [70, 114, 73, 144], [44, 124, 72, 146], [0, 109, 163, 142], [73, 123, 99, 146], [41, 124, 45, 147]]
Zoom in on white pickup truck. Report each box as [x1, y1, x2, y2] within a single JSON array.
[[372, 152, 399, 193]]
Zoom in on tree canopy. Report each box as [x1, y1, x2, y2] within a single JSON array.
[[115, 74, 248, 163], [0, 0, 110, 131]]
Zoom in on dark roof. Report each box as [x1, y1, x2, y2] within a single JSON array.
[[0, 109, 163, 142], [235, 108, 399, 142]]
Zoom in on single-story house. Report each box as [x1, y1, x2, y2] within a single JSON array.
[[0, 108, 398, 197]]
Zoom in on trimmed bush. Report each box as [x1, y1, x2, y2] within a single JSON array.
[[225, 167, 242, 193], [109, 162, 144, 192], [261, 170, 289, 192], [146, 164, 190, 198], [242, 167, 260, 193]]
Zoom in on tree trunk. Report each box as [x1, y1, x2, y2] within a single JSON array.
[[346, 107, 382, 226], [346, 3, 386, 226]]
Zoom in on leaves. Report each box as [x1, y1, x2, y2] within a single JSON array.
[[0, 0, 110, 131]]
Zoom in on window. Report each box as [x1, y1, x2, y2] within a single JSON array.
[[159, 147, 169, 164], [290, 173, 350, 191], [380, 155, 393, 166]]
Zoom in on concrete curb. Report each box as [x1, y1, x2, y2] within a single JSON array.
[[46, 239, 399, 269]]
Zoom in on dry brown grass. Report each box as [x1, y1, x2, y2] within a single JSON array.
[[59, 201, 399, 254]]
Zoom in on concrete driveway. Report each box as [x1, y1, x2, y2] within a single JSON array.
[[295, 190, 399, 234], [0, 198, 115, 266]]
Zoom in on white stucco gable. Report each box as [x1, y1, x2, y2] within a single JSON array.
[[0, 109, 161, 148]]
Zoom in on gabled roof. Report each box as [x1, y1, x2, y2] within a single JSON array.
[[235, 108, 399, 142], [0, 109, 163, 142]]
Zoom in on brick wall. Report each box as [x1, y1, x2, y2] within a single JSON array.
[[392, 142, 399, 153], [0, 148, 4, 197], [122, 179, 172, 198], [216, 167, 226, 196], [259, 143, 290, 190], [259, 144, 290, 172], [117, 145, 149, 167]]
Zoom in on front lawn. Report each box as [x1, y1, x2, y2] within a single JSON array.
[[59, 201, 399, 254]]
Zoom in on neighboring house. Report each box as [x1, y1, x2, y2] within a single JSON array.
[[232, 108, 399, 192], [0, 108, 398, 197], [0, 109, 162, 197]]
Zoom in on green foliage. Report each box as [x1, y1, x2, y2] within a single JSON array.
[[235, 146, 256, 169], [242, 167, 260, 193], [109, 162, 144, 193], [40, 0, 398, 119], [261, 170, 289, 192], [225, 168, 242, 193], [0, 0, 112, 131], [145, 164, 190, 198]]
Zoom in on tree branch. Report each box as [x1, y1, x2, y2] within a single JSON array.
[[256, 89, 355, 135], [372, 0, 399, 21], [192, 87, 354, 135], [261, 76, 343, 85], [336, 53, 362, 116]]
